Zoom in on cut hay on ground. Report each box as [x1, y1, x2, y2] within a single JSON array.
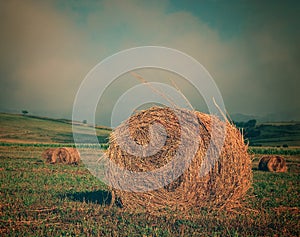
[[42, 147, 80, 165], [106, 107, 252, 214], [258, 155, 287, 172]]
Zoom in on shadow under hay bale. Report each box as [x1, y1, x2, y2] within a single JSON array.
[[42, 147, 80, 165], [258, 155, 287, 172], [105, 107, 252, 214], [66, 190, 113, 205]]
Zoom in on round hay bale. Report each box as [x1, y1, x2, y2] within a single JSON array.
[[106, 107, 252, 214], [42, 148, 56, 163], [43, 147, 80, 164], [258, 155, 287, 172]]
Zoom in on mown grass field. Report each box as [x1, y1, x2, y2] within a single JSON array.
[[246, 122, 300, 147], [0, 113, 299, 236], [0, 113, 111, 144], [0, 145, 299, 236]]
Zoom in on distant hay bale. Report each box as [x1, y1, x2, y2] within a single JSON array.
[[106, 107, 252, 214], [42, 147, 80, 165], [42, 148, 56, 163], [258, 155, 287, 172]]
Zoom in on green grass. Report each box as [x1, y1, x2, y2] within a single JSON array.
[[2, 141, 299, 155], [0, 145, 299, 236], [0, 113, 299, 236], [0, 142, 109, 149], [248, 122, 300, 146], [0, 113, 111, 144], [2, 112, 300, 147], [249, 147, 300, 155]]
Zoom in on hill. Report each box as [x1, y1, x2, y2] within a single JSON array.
[[1, 113, 299, 147], [247, 122, 300, 147], [0, 113, 111, 144], [230, 113, 258, 122], [234, 119, 300, 147]]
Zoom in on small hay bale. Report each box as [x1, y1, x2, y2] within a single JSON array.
[[42, 147, 80, 164], [42, 148, 56, 163], [106, 107, 252, 214], [258, 155, 287, 172]]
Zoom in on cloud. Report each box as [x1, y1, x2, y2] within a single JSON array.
[[229, 1, 300, 117], [0, 0, 299, 123], [0, 0, 90, 116]]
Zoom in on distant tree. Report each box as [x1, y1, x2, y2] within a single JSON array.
[[235, 119, 257, 129], [245, 129, 260, 138], [83, 119, 87, 124], [233, 121, 244, 128], [245, 119, 257, 128], [22, 110, 29, 116]]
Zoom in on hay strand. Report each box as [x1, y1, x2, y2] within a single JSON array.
[[167, 77, 194, 110], [130, 72, 178, 108]]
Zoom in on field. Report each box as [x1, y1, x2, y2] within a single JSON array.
[[0, 113, 300, 236], [245, 122, 300, 147], [0, 113, 111, 144]]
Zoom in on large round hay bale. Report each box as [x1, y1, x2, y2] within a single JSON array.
[[258, 155, 287, 172], [106, 107, 252, 214], [42, 147, 80, 164]]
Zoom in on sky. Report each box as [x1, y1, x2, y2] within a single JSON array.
[[0, 0, 299, 125]]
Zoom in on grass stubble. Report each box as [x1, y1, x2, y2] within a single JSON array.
[[0, 145, 299, 236]]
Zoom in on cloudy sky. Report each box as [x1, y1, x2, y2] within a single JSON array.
[[0, 0, 299, 125]]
